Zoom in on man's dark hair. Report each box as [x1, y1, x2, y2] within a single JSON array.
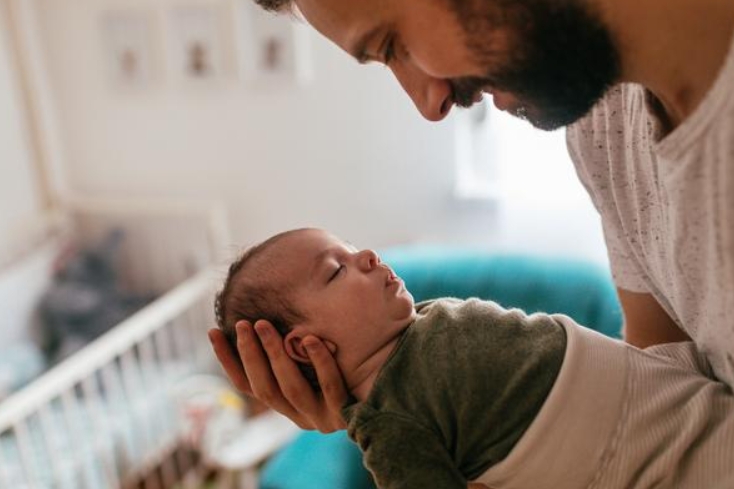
[[214, 229, 320, 390], [254, 0, 295, 13]]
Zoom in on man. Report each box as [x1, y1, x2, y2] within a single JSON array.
[[209, 0, 734, 438]]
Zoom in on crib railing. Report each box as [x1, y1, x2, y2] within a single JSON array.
[[0, 268, 218, 489]]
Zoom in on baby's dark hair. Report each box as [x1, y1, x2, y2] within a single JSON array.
[[214, 229, 320, 390], [254, 0, 294, 13]]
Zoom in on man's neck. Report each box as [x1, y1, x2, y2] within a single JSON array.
[[601, 0, 734, 128]]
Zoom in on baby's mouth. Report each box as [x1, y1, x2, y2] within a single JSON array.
[[385, 268, 400, 287]]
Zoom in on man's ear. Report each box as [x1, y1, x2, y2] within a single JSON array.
[[284, 329, 311, 364]]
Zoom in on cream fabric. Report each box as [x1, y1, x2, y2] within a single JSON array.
[[476, 316, 734, 489]]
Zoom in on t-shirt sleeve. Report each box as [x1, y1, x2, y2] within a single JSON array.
[[566, 116, 650, 293], [350, 412, 466, 489], [601, 226, 650, 293]]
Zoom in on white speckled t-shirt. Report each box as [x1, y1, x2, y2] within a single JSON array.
[[566, 35, 734, 388]]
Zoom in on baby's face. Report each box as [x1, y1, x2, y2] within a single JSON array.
[[272, 229, 416, 369]]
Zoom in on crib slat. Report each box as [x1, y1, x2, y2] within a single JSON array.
[[175, 443, 199, 489], [154, 324, 175, 369], [141, 467, 163, 489], [38, 402, 71, 489], [189, 300, 209, 368], [139, 337, 169, 453], [100, 361, 136, 471], [170, 316, 191, 363], [120, 348, 154, 460], [81, 375, 121, 488], [0, 429, 14, 488], [159, 453, 178, 489], [179, 309, 198, 364], [60, 389, 98, 489], [143, 333, 183, 489], [138, 337, 176, 489], [14, 421, 41, 489]]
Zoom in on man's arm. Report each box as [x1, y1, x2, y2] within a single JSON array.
[[617, 288, 691, 348]]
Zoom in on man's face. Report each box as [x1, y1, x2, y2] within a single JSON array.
[[272, 229, 416, 370], [294, 0, 621, 130]]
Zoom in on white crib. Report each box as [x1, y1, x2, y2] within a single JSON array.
[[0, 197, 235, 489]]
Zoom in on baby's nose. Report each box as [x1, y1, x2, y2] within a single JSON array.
[[358, 249, 380, 270]]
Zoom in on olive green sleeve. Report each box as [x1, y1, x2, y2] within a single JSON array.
[[350, 412, 465, 489]]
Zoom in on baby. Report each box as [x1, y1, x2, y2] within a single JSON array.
[[215, 228, 734, 489]]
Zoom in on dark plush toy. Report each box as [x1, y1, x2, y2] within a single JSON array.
[[40, 230, 155, 363]]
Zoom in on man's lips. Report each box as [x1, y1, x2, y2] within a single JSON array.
[[490, 90, 517, 112]]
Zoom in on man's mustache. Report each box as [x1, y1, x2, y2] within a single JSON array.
[[450, 76, 494, 108]]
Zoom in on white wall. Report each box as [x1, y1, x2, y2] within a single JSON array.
[[34, 0, 487, 250], [32, 0, 607, 263], [0, 1, 46, 267], [0, 1, 58, 344]]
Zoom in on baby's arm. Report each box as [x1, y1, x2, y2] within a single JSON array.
[[352, 413, 468, 489]]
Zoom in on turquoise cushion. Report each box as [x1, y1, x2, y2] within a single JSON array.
[[380, 246, 622, 339], [259, 431, 373, 489], [259, 248, 622, 489]]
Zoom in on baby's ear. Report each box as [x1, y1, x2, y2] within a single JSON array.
[[284, 329, 311, 364]]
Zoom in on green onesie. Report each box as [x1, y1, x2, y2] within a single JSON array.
[[342, 298, 567, 488]]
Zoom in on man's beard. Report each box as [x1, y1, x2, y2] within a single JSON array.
[[449, 0, 621, 130]]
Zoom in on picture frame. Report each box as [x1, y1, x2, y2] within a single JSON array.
[[167, 4, 228, 84], [100, 10, 156, 89], [235, 1, 312, 85]]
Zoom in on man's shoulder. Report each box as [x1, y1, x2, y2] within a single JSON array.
[[565, 82, 650, 184], [567, 83, 644, 140]]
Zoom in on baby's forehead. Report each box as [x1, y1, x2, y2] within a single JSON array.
[[278, 229, 352, 255], [267, 229, 352, 277]]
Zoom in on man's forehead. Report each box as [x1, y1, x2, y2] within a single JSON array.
[[294, 0, 391, 60]]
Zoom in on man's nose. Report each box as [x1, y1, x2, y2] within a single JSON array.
[[390, 61, 453, 122], [356, 249, 381, 271]]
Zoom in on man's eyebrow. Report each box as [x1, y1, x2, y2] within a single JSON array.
[[350, 26, 382, 64]]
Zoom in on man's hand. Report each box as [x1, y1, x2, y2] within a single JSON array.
[[208, 320, 348, 432], [617, 288, 691, 348]]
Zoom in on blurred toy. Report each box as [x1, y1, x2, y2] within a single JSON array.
[[39, 229, 154, 362]]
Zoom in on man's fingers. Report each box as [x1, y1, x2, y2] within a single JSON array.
[[210, 321, 346, 433], [253, 321, 321, 415], [241, 321, 313, 427], [237, 321, 280, 401], [303, 335, 348, 430], [208, 328, 252, 395]]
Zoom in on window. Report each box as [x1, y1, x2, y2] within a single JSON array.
[[453, 99, 609, 263], [454, 99, 577, 201]]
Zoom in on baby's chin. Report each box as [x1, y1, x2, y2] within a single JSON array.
[[396, 304, 418, 328]]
